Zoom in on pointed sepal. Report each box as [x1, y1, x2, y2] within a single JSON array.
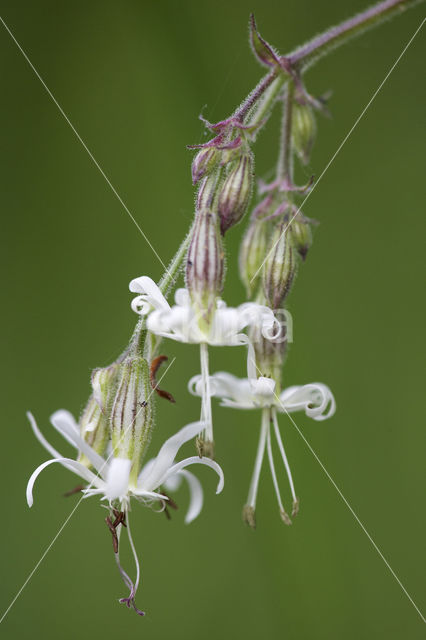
[[249, 14, 280, 68]]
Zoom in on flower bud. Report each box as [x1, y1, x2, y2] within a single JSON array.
[[239, 217, 269, 297], [78, 396, 109, 468], [196, 173, 217, 211], [110, 356, 152, 478], [77, 363, 120, 468], [91, 363, 119, 413], [262, 221, 296, 309], [290, 215, 313, 261], [292, 103, 316, 165], [217, 152, 254, 235], [186, 208, 224, 329], [191, 147, 220, 184]]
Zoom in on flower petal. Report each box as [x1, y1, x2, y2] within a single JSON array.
[[128, 276, 169, 310], [279, 383, 336, 421], [138, 421, 205, 491], [27, 411, 63, 460], [26, 457, 101, 507], [160, 456, 224, 495], [105, 457, 131, 501], [50, 410, 107, 476], [179, 469, 204, 524]]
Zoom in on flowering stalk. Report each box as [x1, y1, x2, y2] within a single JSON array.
[[25, 0, 422, 616]]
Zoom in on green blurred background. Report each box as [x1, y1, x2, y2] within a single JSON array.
[[1, 1, 425, 638]]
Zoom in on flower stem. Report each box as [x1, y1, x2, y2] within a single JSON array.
[[286, 0, 424, 72], [234, 68, 278, 122], [276, 82, 295, 183], [199, 342, 213, 444]]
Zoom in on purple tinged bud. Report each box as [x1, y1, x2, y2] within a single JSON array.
[[263, 221, 296, 309], [218, 152, 254, 235], [239, 217, 269, 297], [110, 356, 152, 477], [249, 14, 280, 68], [292, 103, 317, 165], [191, 147, 220, 184], [186, 208, 224, 329]]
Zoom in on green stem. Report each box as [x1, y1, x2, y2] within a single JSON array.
[[276, 82, 295, 183], [286, 0, 424, 72], [247, 75, 287, 131]]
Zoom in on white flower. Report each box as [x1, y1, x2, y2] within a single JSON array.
[[129, 276, 282, 449], [129, 276, 280, 346], [27, 410, 224, 615], [189, 371, 335, 525], [189, 372, 335, 419]]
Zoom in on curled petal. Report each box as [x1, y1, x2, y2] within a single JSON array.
[[163, 469, 204, 524], [138, 421, 206, 492], [130, 295, 151, 316], [160, 456, 224, 495], [129, 276, 170, 317], [26, 457, 101, 507], [180, 470, 204, 524], [279, 383, 336, 421]]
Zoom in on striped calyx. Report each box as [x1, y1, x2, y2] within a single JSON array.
[[217, 152, 254, 235], [110, 355, 152, 481], [262, 221, 296, 309], [78, 363, 119, 468], [239, 216, 270, 297], [292, 102, 316, 166], [186, 207, 225, 330]]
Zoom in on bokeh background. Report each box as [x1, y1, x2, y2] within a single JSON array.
[[1, 1, 425, 638]]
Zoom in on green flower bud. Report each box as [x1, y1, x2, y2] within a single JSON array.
[[290, 215, 313, 261], [262, 221, 296, 309], [78, 363, 120, 468], [218, 152, 254, 234], [239, 217, 269, 297], [78, 396, 109, 468], [292, 103, 316, 165], [186, 208, 225, 330], [110, 356, 152, 480]]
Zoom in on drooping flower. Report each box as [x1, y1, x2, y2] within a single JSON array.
[[189, 371, 335, 525], [129, 276, 282, 457], [27, 410, 224, 615]]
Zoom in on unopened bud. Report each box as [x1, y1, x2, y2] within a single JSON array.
[[91, 363, 119, 412], [78, 363, 120, 468], [186, 208, 224, 329], [239, 217, 269, 297], [292, 103, 316, 165], [191, 147, 220, 184], [110, 356, 152, 477], [78, 396, 109, 468], [290, 215, 313, 261], [218, 152, 254, 235], [263, 221, 296, 309]]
